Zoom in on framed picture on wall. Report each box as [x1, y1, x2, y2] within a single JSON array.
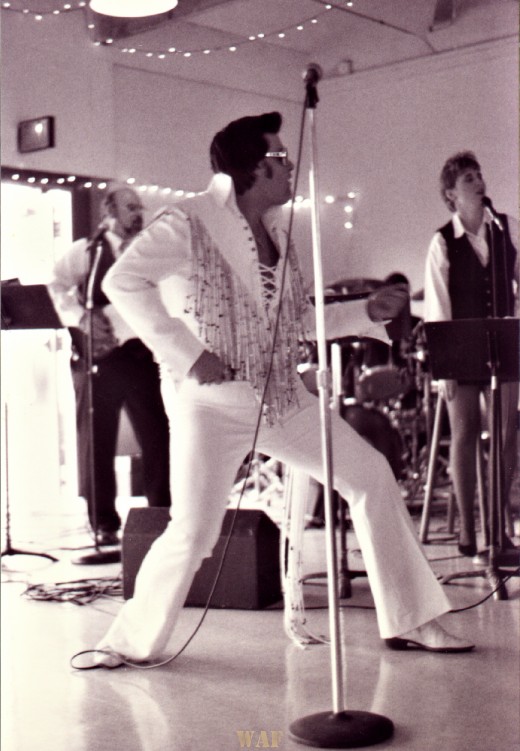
[[17, 116, 55, 153]]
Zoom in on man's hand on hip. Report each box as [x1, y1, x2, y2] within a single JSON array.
[[187, 350, 234, 384]]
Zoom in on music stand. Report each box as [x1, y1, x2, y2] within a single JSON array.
[[1, 283, 61, 562], [424, 318, 520, 599]]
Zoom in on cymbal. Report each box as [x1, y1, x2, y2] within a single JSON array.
[[325, 277, 384, 295], [411, 288, 424, 301]]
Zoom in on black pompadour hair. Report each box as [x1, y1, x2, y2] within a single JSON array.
[[209, 112, 282, 195]]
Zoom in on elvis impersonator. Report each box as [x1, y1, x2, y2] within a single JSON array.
[[88, 112, 474, 667]]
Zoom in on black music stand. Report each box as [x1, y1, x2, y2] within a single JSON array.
[[424, 318, 520, 599], [1, 283, 61, 562]]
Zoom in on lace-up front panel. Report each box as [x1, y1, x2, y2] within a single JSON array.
[[258, 261, 278, 309]]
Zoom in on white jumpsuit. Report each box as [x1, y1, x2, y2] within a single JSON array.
[[99, 174, 450, 660]]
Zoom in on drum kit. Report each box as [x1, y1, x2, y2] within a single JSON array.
[[299, 278, 446, 503]]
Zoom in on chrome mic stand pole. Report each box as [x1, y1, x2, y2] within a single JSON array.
[[73, 237, 120, 566], [289, 65, 393, 748]]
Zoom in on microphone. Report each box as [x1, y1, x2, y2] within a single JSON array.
[[303, 62, 323, 87], [482, 196, 504, 231]]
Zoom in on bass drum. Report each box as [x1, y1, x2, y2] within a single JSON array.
[[298, 365, 404, 479], [356, 365, 411, 403], [340, 403, 404, 480], [353, 338, 411, 403]]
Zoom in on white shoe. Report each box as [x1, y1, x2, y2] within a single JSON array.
[[74, 647, 124, 669], [385, 620, 475, 653]]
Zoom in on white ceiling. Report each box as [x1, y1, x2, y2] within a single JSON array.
[[2, 1, 516, 109], [86, 0, 517, 78], [71, 0, 517, 101]]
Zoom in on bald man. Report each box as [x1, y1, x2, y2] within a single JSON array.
[[49, 188, 171, 544]]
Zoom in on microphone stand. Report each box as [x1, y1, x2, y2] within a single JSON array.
[[73, 234, 121, 566], [289, 70, 393, 749]]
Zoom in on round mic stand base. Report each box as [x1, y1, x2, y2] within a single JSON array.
[[289, 710, 394, 749]]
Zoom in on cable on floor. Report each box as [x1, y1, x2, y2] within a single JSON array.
[[22, 575, 123, 606], [21, 564, 520, 669], [448, 568, 520, 612]]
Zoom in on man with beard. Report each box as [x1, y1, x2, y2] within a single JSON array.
[[49, 187, 171, 545]]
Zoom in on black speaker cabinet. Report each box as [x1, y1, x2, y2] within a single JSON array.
[[122, 507, 282, 609]]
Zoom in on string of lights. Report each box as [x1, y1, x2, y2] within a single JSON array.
[[3, 168, 109, 191], [2, 168, 359, 227], [110, 7, 336, 58], [1, 1, 86, 17], [1, 1, 357, 59]]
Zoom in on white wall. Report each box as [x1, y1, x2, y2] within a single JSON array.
[[1, 12, 116, 178], [2, 10, 518, 296], [112, 64, 305, 190], [311, 39, 519, 294], [0, 10, 304, 182]]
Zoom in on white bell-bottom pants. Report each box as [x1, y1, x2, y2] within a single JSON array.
[[99, 379, 450, 660]]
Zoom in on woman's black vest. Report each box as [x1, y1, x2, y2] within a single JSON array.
[[439, 215, 516, 319]]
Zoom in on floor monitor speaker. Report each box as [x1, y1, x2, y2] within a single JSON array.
[[122, 507, 282, 609]]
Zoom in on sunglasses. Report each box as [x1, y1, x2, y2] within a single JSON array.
[[265, 150, 290, 167]]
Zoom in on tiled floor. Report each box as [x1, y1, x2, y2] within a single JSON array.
[[1, 492, 519, 751]]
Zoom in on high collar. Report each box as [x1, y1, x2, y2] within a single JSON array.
[[207, 172, 238, 210], [106, 229, 122, 248], [207, 172, 285, 230], [452, 211, 492, 239], [105, 229, 127, 258]]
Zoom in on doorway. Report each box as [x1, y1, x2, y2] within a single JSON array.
[[1, 182, 79, 547]]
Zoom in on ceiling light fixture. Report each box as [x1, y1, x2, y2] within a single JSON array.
[[89, 0, 178, 17]]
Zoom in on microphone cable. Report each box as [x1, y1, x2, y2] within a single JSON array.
[[448, 567, 520, 613], [71, 100, 311, 671]]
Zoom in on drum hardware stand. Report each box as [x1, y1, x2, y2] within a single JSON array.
[[331, 343, 366, 600], [288, 65, 393, 749], [393, 380, 427, 505], [410, 355, 430, 494], [301, 342, 368, 601], [1, 284, 64, 564], [73, 236, 121, 566], [229, 454, 284, 508], [391, 337, 436, 506], [423, 317, 519, 599]]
